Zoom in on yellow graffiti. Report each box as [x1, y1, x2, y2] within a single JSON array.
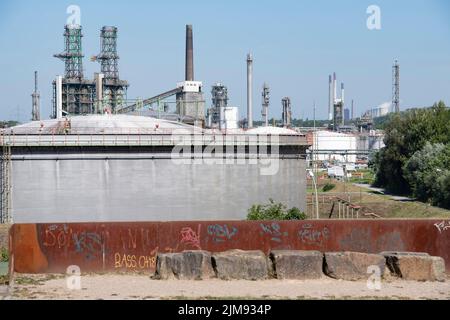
[[114, 252, 157, 269]]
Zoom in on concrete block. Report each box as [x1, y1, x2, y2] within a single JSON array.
[[212, 249, 269, 280], [382, 252, 446, 282], [324, 251, 386, 281], [154, 250, 215, 280], [270, 250, 323, 280]]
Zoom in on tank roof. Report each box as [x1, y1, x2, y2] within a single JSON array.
[[4, 114, 201, 135]]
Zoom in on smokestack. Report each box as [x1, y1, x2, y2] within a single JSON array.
[[333, 73, 337, 101], [31, 71, 40, 121], [341, 83, 345, 105], [185, 25, 194, 81], [247, 53, 253, 129], [328, 75, 332, 121], [351, 100, 354, 120]]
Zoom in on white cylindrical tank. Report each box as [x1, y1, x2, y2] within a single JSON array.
[[223, 107, 238, 129]]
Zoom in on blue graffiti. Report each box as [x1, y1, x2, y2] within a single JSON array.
[[207, 224, 238, 243]]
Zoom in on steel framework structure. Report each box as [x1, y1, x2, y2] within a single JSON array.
[[392, 59, 400, 113], [93, 26, 129, 113]]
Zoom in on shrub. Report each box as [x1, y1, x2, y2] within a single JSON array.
[[247, 199, 307, 221], [322, 183, 336, 192], [0, 247, 8, 262]]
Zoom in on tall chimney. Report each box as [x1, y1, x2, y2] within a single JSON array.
[[351, 99, 354, 120], [34, 71, 38, 92], [333, 72, 337, 104], [31, 71, 40, 121], [247, 53, 253, 128], [341, 83, 345, 105], [328, 75, 332, 121], [185, 25, 194, 81]]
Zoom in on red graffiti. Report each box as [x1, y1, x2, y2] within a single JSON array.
[[180, 226, 201, 250]]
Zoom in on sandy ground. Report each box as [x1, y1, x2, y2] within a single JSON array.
[[1, 274, 449, 300]]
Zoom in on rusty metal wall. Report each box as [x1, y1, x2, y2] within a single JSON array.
[[9, 219, 450, 274]]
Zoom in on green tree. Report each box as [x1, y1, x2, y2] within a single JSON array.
[[373, 101, 450, 194], [403, 143, 450, 208]]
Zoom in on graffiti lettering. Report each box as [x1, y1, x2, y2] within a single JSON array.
[[434, 221, 450, 234], [180, 226, 201, 249], [114, 251, 158, 269], [260, 223, 288, 242], [298, 224, 330, 246], [207, 224, 238, 243], [42, 225, 104, 259]]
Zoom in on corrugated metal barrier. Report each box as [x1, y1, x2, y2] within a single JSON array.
[[9, 219, 450, 274]]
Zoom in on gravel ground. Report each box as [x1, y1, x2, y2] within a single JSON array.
[[2, 274, 450, 300]]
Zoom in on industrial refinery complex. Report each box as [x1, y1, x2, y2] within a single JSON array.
[[0, 20, 400, 224], [0, 23, 313, 224]]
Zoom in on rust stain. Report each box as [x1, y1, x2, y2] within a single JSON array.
[[9, 219, 450, 274], [12, 224, 48, 273]]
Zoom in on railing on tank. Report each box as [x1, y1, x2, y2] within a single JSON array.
[[0, 128, 308, 148]]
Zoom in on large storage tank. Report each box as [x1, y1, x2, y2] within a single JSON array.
[[312, 131, 357, 163], [0, 115, 310, 223]]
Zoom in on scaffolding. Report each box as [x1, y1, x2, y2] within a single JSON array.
[[92, 26, 129, 113], [0, 143, 11, 224], [53, 25, 95, 117]]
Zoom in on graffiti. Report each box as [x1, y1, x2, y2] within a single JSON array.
[[207, 224, 238, 243], [119, 228, 155, 251], [434, 221, 450, 234], [114, 253, 156, 269], [114, 247, 159, 269], [259, 223, 288, 242], [42, 225, 103, 259], [298, 224, 330, 246], [180, 226, 201, 249]]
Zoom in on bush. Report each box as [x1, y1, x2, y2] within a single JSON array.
[[0, 247, 8, 262], [403, 142, 450, 208], [322, 183, 336, 192], [373, 101, 450, 195], [247, 199, 307, 221]]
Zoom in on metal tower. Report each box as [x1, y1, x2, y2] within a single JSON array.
[[92, 26, 129, 113], [211, 83, 228, 129], [95, 26, 119, 79], [261, 83, 270, 127], [54, 25, 84, 79], [31, 71, 40, 121], [392, 59, 400, 113], [53, 24, 95, 117], [282, 97, 292, 128]]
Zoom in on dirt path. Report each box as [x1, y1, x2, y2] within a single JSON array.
[[3, 274, 450, 300]]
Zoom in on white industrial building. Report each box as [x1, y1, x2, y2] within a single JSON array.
[[310, 130, 357, 163]]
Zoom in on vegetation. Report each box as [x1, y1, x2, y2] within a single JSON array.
[[322, 183, 336, 192], [0, 247, 8, 262], [373, 101, 450, 208], [247, 199, 307, 221], [0, 121, 19, 128]]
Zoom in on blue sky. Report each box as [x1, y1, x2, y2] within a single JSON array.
[[0, 0, 449, 122]]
